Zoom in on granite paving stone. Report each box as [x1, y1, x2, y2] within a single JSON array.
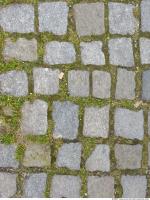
[[142, 70, 150, 100], [141, 0, 150, 32], [140, 38, 150, 64]]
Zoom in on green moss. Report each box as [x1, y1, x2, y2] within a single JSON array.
[[16, 144, 26, 161], [0, 134, 16, 144]]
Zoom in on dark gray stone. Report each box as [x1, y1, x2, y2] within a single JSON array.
[[140, 38, 150, 64], [142, 70, 150, 100], [141, 0, 150, 32]]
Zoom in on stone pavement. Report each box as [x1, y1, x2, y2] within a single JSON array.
[[0, 0, 150, 198]]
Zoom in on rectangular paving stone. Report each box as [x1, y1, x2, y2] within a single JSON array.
[[121, 175, 147, 198], [38, 2, 68, 35], [80, 41, 105, 65], [108, 38, 134, 67], [0, 173, 17, 198], [87, 176, 114, 198], [56, 143, 81, 170], [23, 144, 51, 167], [85, 144, 110, 172], [109, 3, 138, 35], [141, 0, 150, 32], [52, 101, 79, 140], [115, 144, 142, 169], [23, 173, 47, 198], [142, 70, 150, 100], [0, 70, 28, 97], [0, 4, 34, 33], [92, 70, 111, 99], [83, 106, 110, 138], [21, 100, 48, 135], [115, 68, 135, 100], [114, 108, 144, 140], [44, 41, 76, 65], [33, 68, 60, 95], [73, 3, 105, 36], [140, 38, 150, 64], [3, 38, 37, 62], [51, 175, 81, 198], [68, 70, 90, 97]]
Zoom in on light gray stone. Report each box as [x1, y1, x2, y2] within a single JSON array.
[[83, 106, 110, 138], [92, 71, 111, 99], [56, 143, 81, 170], [85, 145, 110, 172], [88, 176, 114, 198], [140, 38, 150, 64], [115, 144, 142, 169], [23, 144, 51, 167], [114, 108, 144, 140], [52, 101, 79, 140], [148, 113, 150, 136], [51, 175, 81, 198], [142, 70, 150, 100], [68, 70, 90, 97], [21, 100, 48, 135], [109, 38, 134, 67], [3, 38, 37, 61], [0, 173, 17, 197], [0, 144, 18, 168], [73, 3, 105, 36], [44, 42, 76, 65], [148, 143, 150, 166], [141, 0, 150, 32], [80, 41, 105, 65], [0, 4, 34, 33], [109, 3, 138, 35], [115, 68, 135, 100], [121, 175, 147, 198], [23, 173, 47, 198], [0, 70, 28, 97], [38, 2, 68, 35], [33, 68, 60, 95]]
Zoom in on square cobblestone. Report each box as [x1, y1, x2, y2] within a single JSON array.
[[141, 0, 150, 32], [114, 108, 144, 140], [51, 175, 81, 197], [33, 68, 60, 95], [68, 70, 89, 97], [115, 144, 142, 169], [73, 3, 105, 36], [80, 41, 105, 65], [142, 70, 150, 100], [108, 38, 134, 67], [87, 176, 114, 198], [83, 106, 109, 138], [52, 101, 79, 140], [92, 71, 111, 99], [115, 68, 135, 100], [140, 38, 150, 64], [38, 2, 68, 35]]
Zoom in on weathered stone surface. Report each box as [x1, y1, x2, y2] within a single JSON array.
[[115, 144, 142, 169], [3, 38, 37, 61], [140, 38, 150, 64], [141, 0, 150, 32], [92, 71, 111, 99], [80, 41, 105, 65], [68, 70, 90, 97], [44, 42, 76, 65], [114, 108, 144, 140], [83, 106, 109, 138], [33, 68, 60, 95], [0, 173, 17, 197], [109, 3, 138, 35], [108, 38, 134, 67], [85, 145, 110, 172], [56, 143, 81, 170], [121, 175, 147, 198], [51, 175, 81, 198], [21, 100, 48, 135], [0, 144, 18, 168], [23, 144, 51, 167], [0, 70, 28, 97], [38, 2, 68, 35], [142, 70, 150, 100], [148, 143, 150, 166], [23, 173, 47, 198], [52, 101, 79, 140], [115, 68, 135, 100], [0, 4, 34, 33], [88, 176, 114, 198], [73, 3, 105, 36]]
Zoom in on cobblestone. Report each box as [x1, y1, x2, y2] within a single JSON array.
[[142, 70, 150, 100], [140, 38, 150, 64], [141, 0, 150, 32]]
